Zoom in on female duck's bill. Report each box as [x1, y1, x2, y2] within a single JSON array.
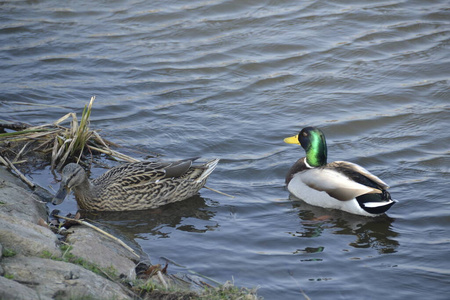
[[52, 163, 85, 205], [284, 127, 396, 217], [53, 186, 69, 205]]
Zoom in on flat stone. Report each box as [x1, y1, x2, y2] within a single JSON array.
[[0, 211, 60, 258], [67, 227, 137, 279], [0, 275, 42, 300], [0, 168, 48, 222], [0, 166, 28, 189], [1, 256, 133, 300]]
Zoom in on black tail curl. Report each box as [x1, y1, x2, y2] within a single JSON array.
[[356, 190, 396, 215]]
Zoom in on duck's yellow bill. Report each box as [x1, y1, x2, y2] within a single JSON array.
[[284, 135, 300, 145]]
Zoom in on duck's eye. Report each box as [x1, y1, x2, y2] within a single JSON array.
[[302, 131, 308, 137]]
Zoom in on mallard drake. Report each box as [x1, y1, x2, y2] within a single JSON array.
[[284, 127, 396, 216], [52, 158, 219, 211]]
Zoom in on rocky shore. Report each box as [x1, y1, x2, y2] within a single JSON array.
[[0, 166, 260, 300], [0, 166, 140, 299]]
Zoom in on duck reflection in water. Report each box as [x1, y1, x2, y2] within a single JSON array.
[[78, 195, 218, 240], [289, 196, 399, 255]]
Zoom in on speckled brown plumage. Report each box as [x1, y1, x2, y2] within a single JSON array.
[[52, 158, 219, 211]]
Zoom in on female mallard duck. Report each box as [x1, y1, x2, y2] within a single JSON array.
[[284, 127, 396, 216], [52, 158, 219, 211]]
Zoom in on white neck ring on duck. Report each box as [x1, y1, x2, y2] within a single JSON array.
[[304, 159, 314, 169]]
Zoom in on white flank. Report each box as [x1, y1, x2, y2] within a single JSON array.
[[288, 173, 377, 217]]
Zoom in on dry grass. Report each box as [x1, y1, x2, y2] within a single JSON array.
[[0, 97, 138, 174]]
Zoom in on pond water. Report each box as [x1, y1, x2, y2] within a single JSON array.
[[1, 0, 449, 299]]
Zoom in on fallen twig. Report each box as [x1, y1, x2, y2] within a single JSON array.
[[54, 214, 140, 259], [204, 186, 235, 198], [88, 145, 139, 163], [157, 271, 168, 289], [13, 142, 31, 163], [0, 155, 35, 188]]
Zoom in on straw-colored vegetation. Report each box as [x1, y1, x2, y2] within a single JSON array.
[[0, 97, 137, 176]]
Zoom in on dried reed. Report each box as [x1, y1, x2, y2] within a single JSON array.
[[0, 96, 137, 174]]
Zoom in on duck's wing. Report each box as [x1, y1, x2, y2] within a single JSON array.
[[94, 158, 197, 185], [328, 161, 389, 190], [298, 161, 388, 201]]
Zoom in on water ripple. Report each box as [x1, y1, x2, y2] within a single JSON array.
[[1, 0, 449, 299]]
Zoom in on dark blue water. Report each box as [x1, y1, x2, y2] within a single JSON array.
[[1, 0, 449, 299]]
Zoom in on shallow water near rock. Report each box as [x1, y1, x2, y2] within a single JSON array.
[[1, 1, 449, 299]]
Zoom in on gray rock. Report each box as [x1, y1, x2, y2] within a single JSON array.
[[0, 168, 48, 222], [0, 166, 28, 189], [0, 166, 140, 299], [0, 275, 41, 300], [1, 256, 133, 300], [0, 211, 60, 258], [68, 227, 137, 279]]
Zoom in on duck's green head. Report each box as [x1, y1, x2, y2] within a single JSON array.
[[284, 126, 327, 167]]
